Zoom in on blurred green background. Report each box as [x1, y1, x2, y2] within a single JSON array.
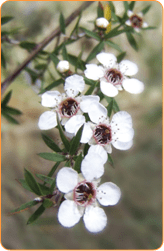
[[1, 1, 162, 249]]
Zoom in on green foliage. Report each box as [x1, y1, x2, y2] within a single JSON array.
[[84, 143, 90, 156], [105, 96, 120, 113], [57, 115, 70, 151], [69, 125, 84, 155], [129, 1, 135, 11], [50, 53, 60, 67], [105, 40, 122, 52], [38, 152, 66, 162], [9, 200, 39, 215], [83, 77, 97, 86], [36, 174, 55, 185], [62, 43, 68, 60], [2, 90, 12, 107], [27, 205, 45, 225], [43, 199, 54, 208], [117, 51, 126, 63], [42, 134, 62, 152], [126, 32, 138, 51], [47, 162, 60, 177], [108, 154, 114, 166], [123, 1, 129, 12], [86, 41, 104, 62], [113, 99, 120, 112], [68, 54, 85, 71], [24, 169, 43, 196], [74, 153, 83, 173], [19, 41, 36, 52], [50, 180, 56, 194], [39, 78, 64, 94], [59, 13, 65, 34], [1, 16, 14, 25], [106, 97, 113, 117], [70, 12, 82, 36], [97, 2, 104, 18], [141, 5, 151, 15], [84, 81, 98, 95], [81, 27, 100, 41]]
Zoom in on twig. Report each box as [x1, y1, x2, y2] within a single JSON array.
[[1, 1, 94, 95]]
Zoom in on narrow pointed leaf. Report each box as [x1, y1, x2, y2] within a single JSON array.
[[86, 41, 104, 62], [129, 1, 135, 10], [141, 5, 151, 15], [108, 2, 115, 13], [84, 143, 90, 156], [18, 179, 50, 195], [97, 89, 104, 101], [24, 169, 43, 196], [113, 98, 120, 112], [47, 162, 60, 177], [1, 16, 14, 25], [81, 28, 100, 41], [84, 77, 97, 86], [43, 199, 54, 208], [27, 204, 45, 225], [69, 125, 84, 155], [105, 40, 122, 52], [9, 200, 39, 215], [2, 90, 12, 107], [38, 152, 66, 162], [117, 52, 126, 63], [68, 54, 85, 71], [36, 174, 55, 185], [108, 154, 114, 166], [60, 13, 65, 34], [126, 32, 138, 51], [62, 43, 68, 60], [97, 2, 104, 18], [74, 153, 83, 173], [106, 98, 113, 117], [20, 41, 36, 51], [3, 106, 22, 115], [123, 1, 129, 12], [141, 26, 156, 30], [50, 53, 59, 67], [84, 81, 98, 95], [18, 179, 33, 192], [39, 78, 64, 94], [50, 180, 56, 194], [70, 12, 82, 36], [42, 134, 62, 152], [2, 111, 19, 124], [57, 115, 70, 151]]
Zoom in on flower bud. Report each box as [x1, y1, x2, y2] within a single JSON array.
[[57, 60, 70, 73], [96, 17, 109, 29]]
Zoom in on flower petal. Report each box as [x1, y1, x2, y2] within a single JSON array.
[[96, 52, 117, 68], [64, 74, 85, 97], [111, 111, 133, 130], [113, 128, 134, 142], [65, 115, 85, 134], [96, 182, 121, 206], [88, 145, 108, 164], [38, 111, 57, 130], [88, 102, 107, 124], [83, 205, 107, 233], [84, 64, 104, 80], [127, 10, 133, 17], [112, 139, 133, 150], [142, 22, 148, 28], [104, 144, 112, 154], [80, 122, 93, 144], [56, 167, 78, 193], [122, 78, 144, 94], [119, 60, 138, 76], [134, 27, 140, 33], [81, 153, 104, 181], [58, 200, 82, 228], [41, 91, 62, 107], [80, 95, 100, 113], [125, 20, 132, 26], [100, 80, 119, 97]]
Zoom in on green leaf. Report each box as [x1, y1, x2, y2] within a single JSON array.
[[1, 90, 12, 107], [113, 98, 120, 112], [1, 49, 6, 68], [57, 114, 70, 151], [84, 77, 97, 86], [70, 12, 82, 36], [18, 179, 50, 195], [97, 89, 104, 101], [1, 111, 19, 124], [84, 143, 90, 156], [108, 154, 114, 166], [69, 125, 84, 155], [35, 64, 47, 70], [141, 26, 156, 30], [105, 27, 133, 39], [141, 5, 151, 15], [47, 162, 60, 177], [123, 1, 129, 12], [59, 13, 65, 34], [81, 27, 100, 41], [43, 199, 54, 208], [106, 98, 113, 117], [3, 106, 22, 115], [17, 179, 33, 192], [108, 1, 115, 13], [74, 153, 83, 173], [24, 67, 38, 83], [41, 134, 62, 152], [68, 54, 85, 71], [1, 16, 14, 25], [117, 51, 126, 63], [27, 204, 45, 225], [9, 200, 39, 215], [129, 1, 135, 11], [24, 169, 43, 196], [86, 41, 104, 62], [62, 43, 68, 60], [97, 2, 104, 17], [50, 53, 59, 67], [84, 81, 98, 95], [20, 41, 36, 51], [38, 152, 66, 162], [36, 174, 55, 185], [105, 40, 122, 52], [39, 78, 64, 94], [126, 32, 138, 51], [50, 180, 56, 194]]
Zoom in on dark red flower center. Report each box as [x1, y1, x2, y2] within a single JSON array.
[[59, 98, 79, 118], [74, 181, 96, 206], [105, 68, 123, 86], [130, 14, 143, 28], [93, 124, 112, 145]]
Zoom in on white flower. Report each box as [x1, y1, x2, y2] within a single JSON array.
[[56, 160, 121, 233], [81, 102, 134, 153], [38, 74, 86, 131], [84, 52, 144, 97], [125, 10, 148, 33], [57, 60, 70, 73], [96, 17, 109, 29]]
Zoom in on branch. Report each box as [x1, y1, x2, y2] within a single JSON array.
[[1, 1, 94, 95]]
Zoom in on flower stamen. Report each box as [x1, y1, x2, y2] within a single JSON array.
[[74, 181, 96, 206], [93, 124, 112, 145], [130, 14, 143, 28], [105, 69, 123, 86], [59, 98, 79, 118]]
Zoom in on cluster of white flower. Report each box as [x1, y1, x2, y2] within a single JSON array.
[[38, 45, 144, 231]]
